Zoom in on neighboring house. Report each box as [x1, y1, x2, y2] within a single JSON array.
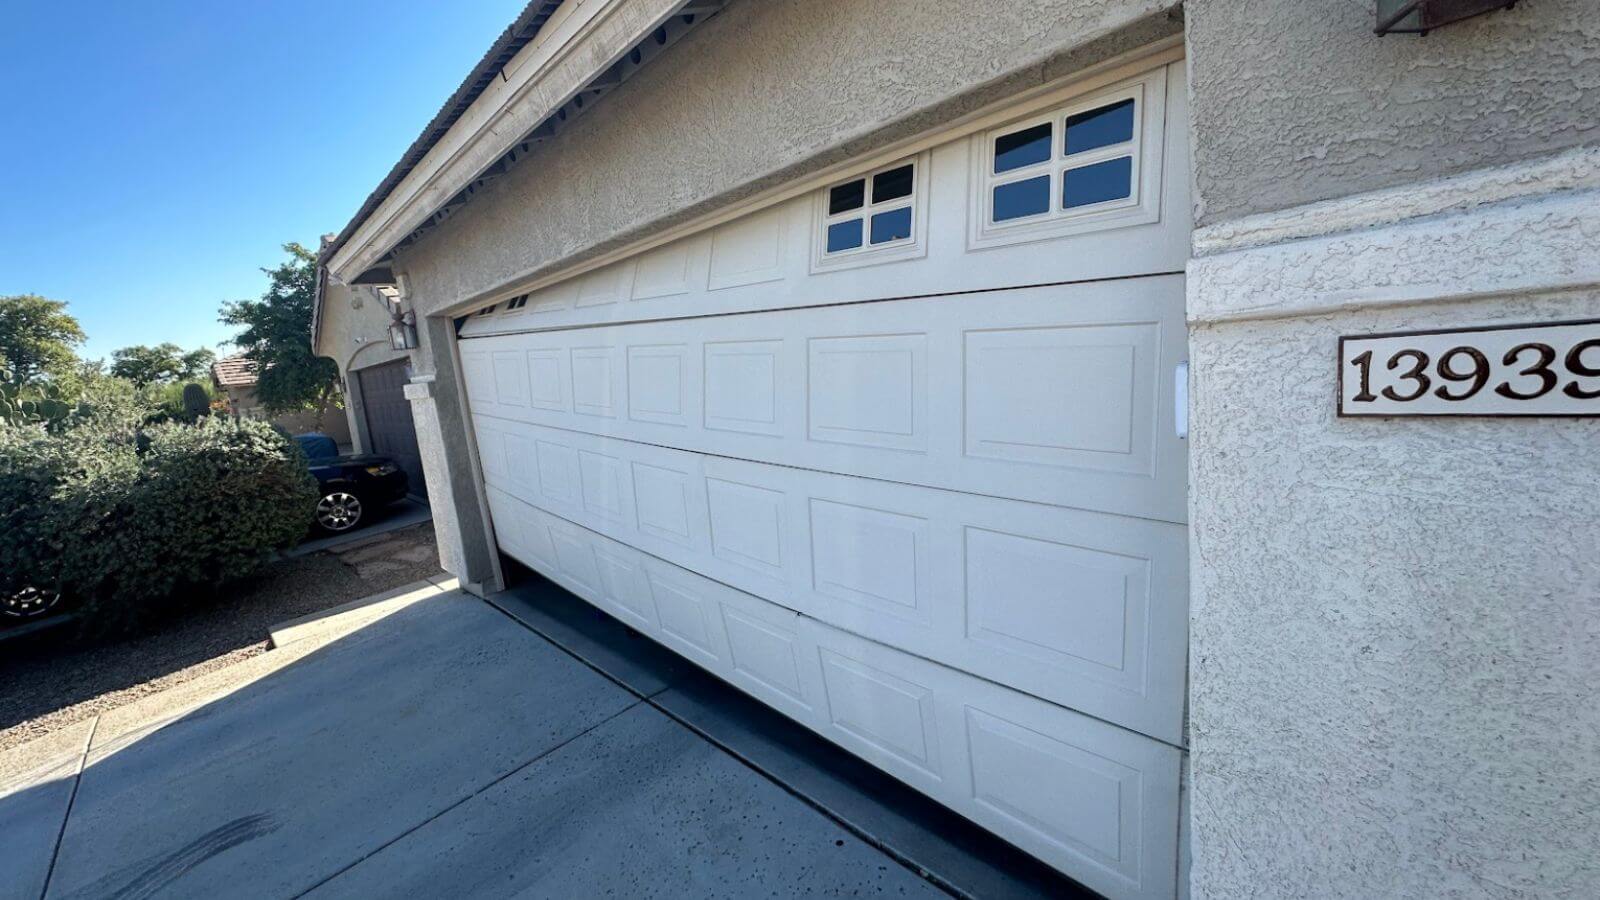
[[312, 2, 1599, 897], [310, 278, 428, 496], [210, 353, 352, 446]]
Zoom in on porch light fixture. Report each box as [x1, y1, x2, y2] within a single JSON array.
[[1375, 0, 1518, 35], [384, 290, 419, 351]]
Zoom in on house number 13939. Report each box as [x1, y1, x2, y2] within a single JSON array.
[[1338, 320, 1600, 417]]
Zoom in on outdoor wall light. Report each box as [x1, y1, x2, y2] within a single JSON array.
[[387, 307, 419, 351], [1375, 0, 1518, 35]]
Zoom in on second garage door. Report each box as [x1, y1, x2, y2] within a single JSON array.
[[459, 55, 1189, 900], [357, 360, 427, 499]]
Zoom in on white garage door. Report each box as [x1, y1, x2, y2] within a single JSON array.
[[460, 56, 1189, 900]]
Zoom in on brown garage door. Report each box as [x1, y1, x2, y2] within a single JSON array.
[[357, 360, 426, 500]]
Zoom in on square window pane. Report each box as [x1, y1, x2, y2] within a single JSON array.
[[1065, 99, 1135, 156], [993, 123, 1051, 174], [869, 207, 912, 244], [829, 179, 865, 215], [992, 175, 1050, 222], [872, 164, 914, 203], [1062, 156, 1133, 209], [827, 218, 864, 253]]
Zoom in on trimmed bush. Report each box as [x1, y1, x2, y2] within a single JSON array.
[[0, 415, 317, 630]]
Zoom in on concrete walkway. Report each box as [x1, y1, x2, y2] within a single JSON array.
[[0, 585, 944, 900]]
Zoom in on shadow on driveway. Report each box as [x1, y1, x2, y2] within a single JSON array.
[[2, 591, 947, 899]]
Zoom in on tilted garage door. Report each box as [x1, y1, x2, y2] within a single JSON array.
[[459, 56, 1189, 899]]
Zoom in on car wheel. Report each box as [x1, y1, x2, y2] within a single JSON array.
[[3, 586, 62, 619], [315, 491, 365, 533]]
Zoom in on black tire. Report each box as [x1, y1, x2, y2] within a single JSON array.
[[314, 490, 365, 534]]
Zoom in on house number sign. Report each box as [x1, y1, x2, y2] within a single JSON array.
[[1339, 319, 1600, 417]]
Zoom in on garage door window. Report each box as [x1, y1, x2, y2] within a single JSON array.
[[814, 157, 927, 271], [972, 75, 1157, 249]]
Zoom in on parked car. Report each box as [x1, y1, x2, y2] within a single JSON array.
[[2, 585, 62, 622], [294, 433, 410, 533]]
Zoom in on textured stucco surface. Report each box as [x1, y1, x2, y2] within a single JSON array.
[[1185, 0, 1600, 225], [314, 281, 407, 376], [1188, 284, 1600, 898], [394, 0, 1182, 312]]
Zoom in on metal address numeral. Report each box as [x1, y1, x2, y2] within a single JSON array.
[[1433, 346, 1490, 401], [1494, 342, 1557, 400], [1382, 349, 1431, 402], [1563, 338, 1600, 399], [1349, 339, 1600, 405]]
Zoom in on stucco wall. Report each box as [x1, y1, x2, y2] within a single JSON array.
[[1184, 1, 1600, 892], [1184, 0, 1600, 224], [1187, 287, 1600, 897], [394, 0, 1183, 311], [315, 281, 409, 376]]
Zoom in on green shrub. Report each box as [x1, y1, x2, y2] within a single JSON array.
[[0, 416, 317, 630]]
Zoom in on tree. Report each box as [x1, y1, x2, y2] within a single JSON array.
[[218, 242, 340, 415], [0, 294, 86, 385], [109, 343, 216, 386]]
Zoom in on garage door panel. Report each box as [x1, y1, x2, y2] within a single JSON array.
[[461, 275, 1185, 524], [476, 419, 1186, 744], [489, 489, 1180, 900]]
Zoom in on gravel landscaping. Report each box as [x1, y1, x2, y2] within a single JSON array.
[[0, 521, 442, 752]]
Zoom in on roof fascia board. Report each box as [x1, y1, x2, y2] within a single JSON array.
[[328, 0, 684, 284]]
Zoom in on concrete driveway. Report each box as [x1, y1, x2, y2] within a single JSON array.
[[1, 589, 945, 899]]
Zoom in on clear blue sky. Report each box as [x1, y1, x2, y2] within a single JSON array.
[[0, 1, 527, 362]]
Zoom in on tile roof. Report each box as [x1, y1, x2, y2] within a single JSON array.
[[211, 353, 260, 390]]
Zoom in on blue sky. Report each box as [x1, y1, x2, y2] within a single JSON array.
[[0, 1, 527, 362]]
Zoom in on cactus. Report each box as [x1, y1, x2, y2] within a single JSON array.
[[181, 382, 210, 421], [0, 367, 88, 430]]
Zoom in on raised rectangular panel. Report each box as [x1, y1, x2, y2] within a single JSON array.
[[708, 206, 787, 290], [631, 242, 693, 300], [704, 340, 783, 436], [706, 477, 785, 578], [535, 439, 581, 506], [809, 498, 928, 623], [462, 352, 494, 412], [492, 351, 527, 407], [964, 324, 1156, 473], [722, 605, 809, 710], [819, 649, 941, 780], [503, 433, 540, 492], [965, 707, 1140, 877], [627, 344, 687, 426], [632, 462, 695, 545], [807, 334, 926, 452], [579, 450, 628, 523], [576, 264, 632, 308], [550, 528, 601, 593], [526, 349, 567, 411], [964, 526, 1144, 680], [594, 547, 655, 630], [475, 426, 507, 480], [570, 346, 619, 418], [514, 508, 558, 570], [648, 573, 719, 665], [527, 280, 575, 314]]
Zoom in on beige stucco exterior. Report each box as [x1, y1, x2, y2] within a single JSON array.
[[312, 275, 411, 455]]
